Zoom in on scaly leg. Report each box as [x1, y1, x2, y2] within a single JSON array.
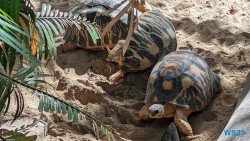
[[174, 108, 193, 136]]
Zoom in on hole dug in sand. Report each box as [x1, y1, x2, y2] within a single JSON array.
[[56, 46, 118, 77], [64, 85, 102, 105], [53, 45, 176, 140]]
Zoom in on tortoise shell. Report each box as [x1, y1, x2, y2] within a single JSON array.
[[62, 0, 141, 51], [145, 50, 221, 111], [120, 8, 177, 74], [70, 0, 141, 24]]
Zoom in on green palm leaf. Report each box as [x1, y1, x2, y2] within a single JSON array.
[[68, 106, 73, 120], [35, 4, 100, 50]]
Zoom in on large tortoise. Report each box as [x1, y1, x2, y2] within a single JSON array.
[[139, 50, 223, 136], [107, 8, 177, 83], [62, 0, 143, 52]]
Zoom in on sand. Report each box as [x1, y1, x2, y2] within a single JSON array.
[[2, 0, 250, 141]]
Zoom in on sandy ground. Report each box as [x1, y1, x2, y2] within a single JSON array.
[[2, 0, 250, 141]]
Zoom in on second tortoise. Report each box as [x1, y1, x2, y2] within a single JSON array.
[[107, 8, 177, 83], [139, 50, 223, 136]]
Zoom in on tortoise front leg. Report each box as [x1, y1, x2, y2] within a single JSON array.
[[109, 70, 124, 83], [139, 103, 152, 120], [174, 108, 193, 136]]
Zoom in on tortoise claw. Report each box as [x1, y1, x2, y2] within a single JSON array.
[[161, 122, 180, 141], [109, 70, 124, 84], [174, 109, 193, 136]]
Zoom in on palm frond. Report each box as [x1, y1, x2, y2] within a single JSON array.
[[0, 10, 40, 75], [35, 91, 116, 140], [0, 0, 20, 22], [35, 4, 100, 55], [0, 68, 52, 121], [22, 0, 35, 10], [0, 1, 43, 124], [0, 74, 23, 124], [0, 71, 119, 140], [0, 1, 129, 140]]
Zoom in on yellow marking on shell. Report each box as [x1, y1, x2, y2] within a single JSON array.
[[194, 94, 202, 103], [168, 54, 185, 59], [163, 81, 173, 90], [130, 50, 140, 60], [140, 58, 151, 70], [127, 49, 151, 70], [147, 42, 159, 55], [182, 77, 194, 89], [164, 63, 178, 70], [189, 64, 206, 75]]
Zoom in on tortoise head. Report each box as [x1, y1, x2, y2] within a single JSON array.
[[148, 104, 165, 118], [106, 40, 125, 66]]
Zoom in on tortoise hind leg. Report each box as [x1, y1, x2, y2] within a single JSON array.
[[174, 108, 193, 136]]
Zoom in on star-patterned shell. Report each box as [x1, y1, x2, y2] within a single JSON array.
[[145, 50, 221, 111], [120, 8, 177, 73], [63, 0, 140, 51]]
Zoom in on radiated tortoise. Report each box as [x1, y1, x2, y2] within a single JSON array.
[[62, 0, 142, 52], [107, 8, 177, 83], [139, 50, 223, 136]]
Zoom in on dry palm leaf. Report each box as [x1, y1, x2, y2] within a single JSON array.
[[102, 0, 150, 55]]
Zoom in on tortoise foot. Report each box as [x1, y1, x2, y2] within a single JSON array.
[[109, 70, 124, 84], [174, 108, 193, 136]]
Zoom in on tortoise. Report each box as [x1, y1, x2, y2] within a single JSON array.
[[62, 0, 143, 52], [138, 50, 223, 136], [107, 8, 177, 83]]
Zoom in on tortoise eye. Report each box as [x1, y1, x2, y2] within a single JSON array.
[[154, 110, 159, 115]]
